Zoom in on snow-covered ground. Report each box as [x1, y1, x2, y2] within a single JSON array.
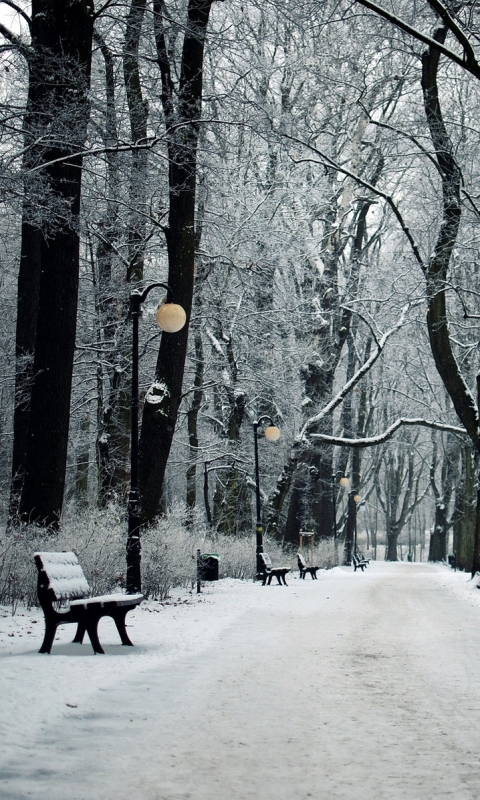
[[2, 561, 480, 799]]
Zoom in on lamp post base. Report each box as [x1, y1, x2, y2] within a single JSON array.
[[255, 527, 265, 581]]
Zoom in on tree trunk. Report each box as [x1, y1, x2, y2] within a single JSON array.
[[428, 505, 448, 562], [453, 445, 476, 571], [124, 0, 149, 283], [95, 1, 150, 506], [139, 0, 214, 524], [15, 0, 94, 526], [343, 492, 356, 564], [386, 525, 400, 562], [421, 28, 480, 573]]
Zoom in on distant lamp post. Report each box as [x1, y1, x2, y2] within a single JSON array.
[[126, 283, 186, 594], [353, 493, 362, 555], [203, 461, 213, 526], [253, 416, 280, 574], [332, 471, 349, 563]]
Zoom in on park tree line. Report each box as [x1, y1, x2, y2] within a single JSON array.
[[0, 0, 479, 571]]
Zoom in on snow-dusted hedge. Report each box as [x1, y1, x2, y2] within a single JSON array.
[[0, 505, 340, 611]]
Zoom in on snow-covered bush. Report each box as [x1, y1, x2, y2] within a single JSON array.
[[0, 504, 340, 610]]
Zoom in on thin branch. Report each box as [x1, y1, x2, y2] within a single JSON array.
[[284, 132, 425, 270], [0, 0, 31, 28], [0, 20, 30, 59]]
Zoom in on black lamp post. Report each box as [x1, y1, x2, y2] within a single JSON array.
[[126, 283, 186, 594], [353, 492, 362, 555], [344, 488, 362, 565], [332, 471, 349, 563], [203, 461, 213, 527], [253, 415, 280, 574]]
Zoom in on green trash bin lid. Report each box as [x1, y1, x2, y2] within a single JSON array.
[[201, 553, 219, 559]]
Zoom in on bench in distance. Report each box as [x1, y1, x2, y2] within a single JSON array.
[[297, 552, 319, 579], [259, 552, 290, 586], [352, 553, 369, 572]]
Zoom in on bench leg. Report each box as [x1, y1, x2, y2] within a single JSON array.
[[39, 619, 57, 654], [72, 622, 86, 644], [86, 617, 105, 655], [112, 609, 134, 647], [281, 573, 288, 586]]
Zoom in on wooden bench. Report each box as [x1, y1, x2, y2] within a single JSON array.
[[297, 552, 319, 579], [35, 551, 143, 654], [352, 553, 368, 572], [259, 552, 290, 586]]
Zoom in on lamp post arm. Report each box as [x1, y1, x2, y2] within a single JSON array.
[[130, 281, 173, 306], [254, 414, 274, 429]]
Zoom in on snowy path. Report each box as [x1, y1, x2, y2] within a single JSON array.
[[2, 562, 480, 799]]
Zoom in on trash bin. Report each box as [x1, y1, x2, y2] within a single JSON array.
[[197, 552, 219, 582]]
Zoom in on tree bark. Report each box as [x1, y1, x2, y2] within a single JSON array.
[[421, 28, 480, 574], [453, 444, 476, 571], [139, 0, 215, 524], [124, 0, 149, 283], [14, 0, 94, 526]]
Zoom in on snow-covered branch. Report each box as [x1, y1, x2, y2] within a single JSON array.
[[354, 0, 480, 79], [310, 417, 467, 448], [299, 302, 418, 440]]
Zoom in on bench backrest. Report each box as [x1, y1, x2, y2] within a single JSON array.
[[297, 552, 307, 568], [259, 552, 272, 570], [34, 552, 90, 601]]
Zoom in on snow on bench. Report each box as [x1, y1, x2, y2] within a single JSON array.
[[35, 551, 143, 654], [259, 552, 290, 586], [352, 554, 368, 572], [297, 552, 319, 580]]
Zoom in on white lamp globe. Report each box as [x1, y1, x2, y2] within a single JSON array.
[[264, 425, 281, 442], [339, 476, 350, 487], [156, 302, 186, 333]]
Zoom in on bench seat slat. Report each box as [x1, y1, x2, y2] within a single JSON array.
[[70, 593, 143, 608]]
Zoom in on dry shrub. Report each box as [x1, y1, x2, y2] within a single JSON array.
[[0, 504, 341, 611]]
